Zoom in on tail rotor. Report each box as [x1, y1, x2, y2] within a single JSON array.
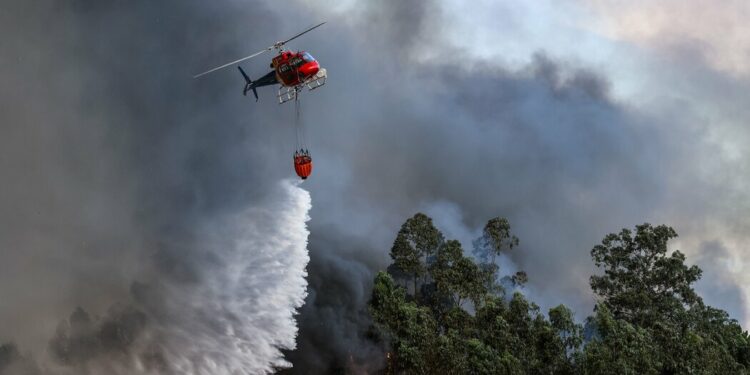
[[238, 66, 258, 101]]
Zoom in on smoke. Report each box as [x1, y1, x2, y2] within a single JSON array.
[[0, 1, 316, 373], [2, 180, 311, 375], [3, 0, 750, 373], [131, 179, 312, 374], [282, 0, 750, 371], [164, 178, 310, 374], [282, 233, 384, 374]]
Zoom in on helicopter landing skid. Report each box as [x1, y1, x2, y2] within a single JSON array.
[[277, 68, 327, 104], [305, 68, 327, 91], [278, 86, 299, 104]]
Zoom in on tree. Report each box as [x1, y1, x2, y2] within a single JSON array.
[[584, 223, 750, 374], [473, 217, 519, 294], [549, 304, 584, 356], [589, 223, 701, 327], [373, 216, 750, 374], [389, 213, 444, 300], [473, 217, 519, 264], [374, 213, 575, 374], [578, 305, 662, 375], [370, 272, 440, 374], [430, 240, 486, 309]]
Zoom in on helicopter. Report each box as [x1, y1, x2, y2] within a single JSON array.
[[193, 22, 327, 104], [193, 23, 328, 180]]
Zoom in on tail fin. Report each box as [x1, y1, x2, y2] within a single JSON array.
[[238, 66, 258, 101]]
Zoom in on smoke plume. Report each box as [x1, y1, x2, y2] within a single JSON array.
[[132, 179, 312, 374], [3, 0, 750, 373], [0, 0, 314, 373], [2, 180, 311, 375]]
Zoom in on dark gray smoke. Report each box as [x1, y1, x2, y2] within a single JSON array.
[[1, 1, 313, 374], [280, 0, 749, 371], [1, 1, 746, 374]]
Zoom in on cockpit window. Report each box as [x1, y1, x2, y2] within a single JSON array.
[[302, 52, 315, 62]]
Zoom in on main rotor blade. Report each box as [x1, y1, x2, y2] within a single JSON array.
[[280, 22, 326, 46], [193, 22, 325, 79], [193, 47, 271, 78]]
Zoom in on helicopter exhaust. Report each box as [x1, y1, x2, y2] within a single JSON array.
[[237, 66, 258, 101]]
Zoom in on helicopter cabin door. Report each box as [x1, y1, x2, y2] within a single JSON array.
[[272, 53, 305, 86]]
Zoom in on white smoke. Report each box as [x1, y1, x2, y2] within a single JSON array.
[[16, 179, 314, 375], [154, 179, 312, 374]]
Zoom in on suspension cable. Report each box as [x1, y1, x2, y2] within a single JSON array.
[[294, 87, 307, 153]]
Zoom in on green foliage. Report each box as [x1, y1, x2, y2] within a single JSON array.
[[590, 223, 701, 327], [374, 214, 575, 374], [430, 240, 487, 309], [550, 304, 584, 354], [472, 217, 520, 296], [370, 272, 440, 374], [578, 305, 662, 375], [482, 217, 520, 256], [372, 216, 749, 374], [389, 213, 444, 300], [582, 223, 750, 374]]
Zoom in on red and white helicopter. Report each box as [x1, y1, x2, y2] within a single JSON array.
[[193, 23, 328, 180], [193, 22, 327, 104]]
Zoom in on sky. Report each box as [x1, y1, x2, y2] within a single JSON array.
[[1, 0, 749, 374]]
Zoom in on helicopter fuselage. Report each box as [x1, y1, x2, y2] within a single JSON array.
[[272, 50, 321, 87]]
